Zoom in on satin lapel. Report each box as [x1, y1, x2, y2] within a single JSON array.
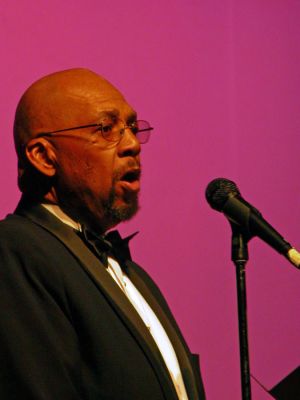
[[126, 261, 201, 400], [16, 204, 178, 400]]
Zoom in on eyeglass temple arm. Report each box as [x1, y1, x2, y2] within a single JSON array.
[[37, 124, 99, 137]]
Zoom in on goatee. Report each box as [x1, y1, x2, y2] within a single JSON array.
[[103, 185, 139, 225]]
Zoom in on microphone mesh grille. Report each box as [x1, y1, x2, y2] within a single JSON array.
[[205, 178, 240, 211]]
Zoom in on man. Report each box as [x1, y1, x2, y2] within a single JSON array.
[[0, 68, 205, 399]]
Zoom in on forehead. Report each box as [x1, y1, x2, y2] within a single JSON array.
[[64, 87, 137, 126], [91, 103, 137, 122], [29, 70, 137, 128]]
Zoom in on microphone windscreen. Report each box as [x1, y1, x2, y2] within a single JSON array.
[[205, 178, 240, 211]]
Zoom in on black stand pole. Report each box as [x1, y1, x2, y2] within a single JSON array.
[[231, 226, 252, 400]]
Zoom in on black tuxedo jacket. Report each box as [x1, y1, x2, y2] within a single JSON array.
[[0, 201, 205, 399]]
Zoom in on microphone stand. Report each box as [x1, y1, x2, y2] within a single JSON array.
[[231, 223, 252, 400]]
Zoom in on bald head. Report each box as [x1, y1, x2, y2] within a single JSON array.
[[14, 68, 133, 196], [14, 68, 125, 161]]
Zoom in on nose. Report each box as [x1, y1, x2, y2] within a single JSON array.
[[117, 127, 141, 157]]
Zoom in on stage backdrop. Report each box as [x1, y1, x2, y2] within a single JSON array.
[[1, 1, 299, 399]]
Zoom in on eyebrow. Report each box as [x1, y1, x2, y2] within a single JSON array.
[[98, 109, 138, 123]]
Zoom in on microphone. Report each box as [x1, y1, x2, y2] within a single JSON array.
[[205, 178, 300, 269]]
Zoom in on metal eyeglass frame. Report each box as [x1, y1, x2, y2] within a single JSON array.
[[35, 119, 154, 144]]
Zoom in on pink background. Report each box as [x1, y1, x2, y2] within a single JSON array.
[[1, 1, 299, 398]]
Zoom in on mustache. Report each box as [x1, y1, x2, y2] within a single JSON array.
[[113, 160, 141, 182]]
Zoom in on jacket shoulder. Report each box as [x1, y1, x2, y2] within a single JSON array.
[[0, 213, 77, 281], [0, 213, 41, 237]]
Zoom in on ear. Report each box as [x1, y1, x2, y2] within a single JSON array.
[[25, 138, 57, 177]]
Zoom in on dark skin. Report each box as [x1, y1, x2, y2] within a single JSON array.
[[14, 68, 141, 234]]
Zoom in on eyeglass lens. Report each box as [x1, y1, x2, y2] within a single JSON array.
[[100, 117, 152, 144]]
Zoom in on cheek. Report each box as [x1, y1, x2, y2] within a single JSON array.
[[55, 142, 117, 195], [78, 152, 118, 197], [83, 153, 115, 188]]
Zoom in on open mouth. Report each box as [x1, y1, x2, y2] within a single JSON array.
[[119, 169, 141, 192], [120, 169, 141, 183]]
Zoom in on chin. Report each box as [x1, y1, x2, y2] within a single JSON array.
[[107, 199, 139, 224], [104, 189, 139, 226]]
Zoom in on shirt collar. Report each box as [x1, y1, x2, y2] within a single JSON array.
[[41, 203, 82, 231]]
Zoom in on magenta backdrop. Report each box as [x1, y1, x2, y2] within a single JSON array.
[[1, 1, 299, 399]]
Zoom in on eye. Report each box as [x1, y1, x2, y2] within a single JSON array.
[[96, 116, 121, 142], [99, 119, 115, 138], [101, 122, 113, 133], [128, 121, 139, 135]]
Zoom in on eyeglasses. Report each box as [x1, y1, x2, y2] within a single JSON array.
[[35, 117, 153, 144]]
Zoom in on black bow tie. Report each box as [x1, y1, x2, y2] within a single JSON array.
[[79, 226, 138, 267]]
